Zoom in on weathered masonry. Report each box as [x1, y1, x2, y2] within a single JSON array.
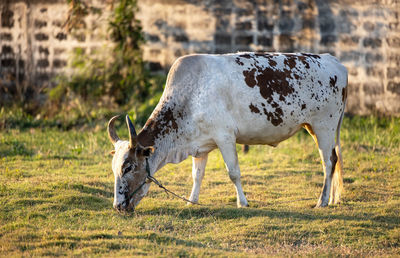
[[1, 0, 400, 115]]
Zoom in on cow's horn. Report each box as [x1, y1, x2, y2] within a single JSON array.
[[126, 115, 137, 148], [107, 115, 121, 145]]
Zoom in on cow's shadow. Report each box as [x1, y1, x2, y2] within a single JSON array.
[[139, 205, 399, 227]]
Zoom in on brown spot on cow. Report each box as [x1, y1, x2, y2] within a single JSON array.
[[330, 75, 338, 93], [302, 53, 321, 59], [255, 67, 295, 102], [243, 68, 257, 88], [298, 55, 310, 69], [235, 57, 244, 66], [239, 54, 252, 59], [284, 56, 297, 69], [268, 58, 277, 67], [330, 148, 338, 175], [249, 103, 260, 113], [342, 87, 348, 102], [137, 106, 180, 146]]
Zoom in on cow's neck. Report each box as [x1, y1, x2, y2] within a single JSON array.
[[137, 103, 192, 175]]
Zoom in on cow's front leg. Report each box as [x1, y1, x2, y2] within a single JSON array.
[[188, 154, 208, 204], [216, 140, 249, 208]]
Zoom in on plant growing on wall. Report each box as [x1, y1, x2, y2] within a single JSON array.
[[48, 0, 162, 125]]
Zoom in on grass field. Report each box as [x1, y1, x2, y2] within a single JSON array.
[[1, 115, 399, 256]]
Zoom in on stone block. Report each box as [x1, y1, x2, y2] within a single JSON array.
[[258, 36, 272, 47], [55, 32, 67, 41], [173, 34, 188, 42], [388, 81, 400, 94], [73, 33, 86, 42], [235, 35, 253, 45], [319, 17, 335, 34], [365, 52, 383, 63], [53, 59, 67, 68], [149, 62, 162, 71], [52, 20, 63, 27], [348, 67, 358, 76], [54, 48, 66, 55], [302, 18, 315, 29], [1, 9, 14, 28], [146, 33, 160, 42], [257, 19, 274, 31], [36, 72, 49, 81], [34, 19, 47, 29], [339, 51, 361, 62], [363, 21, 375, 31], [365, 67, 383, 76], [38, 46, 49, 55], [0, 33, 12, 41], [35, 33, 49, 41], [37, 59, 49, 68], [213, 8, 231, 16], [236, 8, 253, 17], [363, 82, 384, 95], [1, 45, 13, 54], [1, 58, 15, 67], [278, 17, 294, 33], [236, 21, 252, 30], [216, 17, 230, 31], [279, 34, 295, 52], [386, 37, 400, 47], [215, 34, 231, 45], [363, 37, 382, 48], [340, 35, 359, 46], [387, 67, 400, 79], [320, 35, 337, 46]]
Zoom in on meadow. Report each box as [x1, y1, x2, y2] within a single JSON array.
[[0, 115, 399, 256]]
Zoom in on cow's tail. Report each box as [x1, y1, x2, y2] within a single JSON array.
[[330, 98, 346, 205]]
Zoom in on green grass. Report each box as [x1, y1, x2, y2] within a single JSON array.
[[1, 116, 399, 256]]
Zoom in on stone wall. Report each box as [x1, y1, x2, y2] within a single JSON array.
[[1, 0, 399, 115]]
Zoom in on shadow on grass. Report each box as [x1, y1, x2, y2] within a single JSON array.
[[139, 206, 400, 227]]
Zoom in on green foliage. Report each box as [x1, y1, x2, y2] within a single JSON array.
[[46, 0, 163, 126], [0, 116, 399, 256]]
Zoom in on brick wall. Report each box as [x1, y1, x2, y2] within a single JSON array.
[[1, 0, 399, 115]]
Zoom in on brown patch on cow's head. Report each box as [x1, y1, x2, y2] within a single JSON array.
[[249, 103, 260, 113]]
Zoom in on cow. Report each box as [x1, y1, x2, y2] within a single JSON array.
[[107, 52, 348, 212]]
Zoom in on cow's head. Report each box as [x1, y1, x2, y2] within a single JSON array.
[[107, 115, 154, 212]]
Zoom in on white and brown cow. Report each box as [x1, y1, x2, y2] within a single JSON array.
[[108, 52, 348, 212]]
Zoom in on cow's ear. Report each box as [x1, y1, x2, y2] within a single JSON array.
[[110, 150, 116, 156], [142, 146, 154, 157]]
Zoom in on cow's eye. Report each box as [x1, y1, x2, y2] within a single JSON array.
[[122, 164, 134, 175]]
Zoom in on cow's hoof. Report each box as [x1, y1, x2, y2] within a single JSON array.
[[237, 202, 249, 208], [314, 201, 328, 208], [186, 200, 198, 206]]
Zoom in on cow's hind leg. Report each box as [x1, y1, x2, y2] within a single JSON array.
[[188, 154, 208, 204], [216, 140, 249, 208], [306, 124, 337, 207]]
